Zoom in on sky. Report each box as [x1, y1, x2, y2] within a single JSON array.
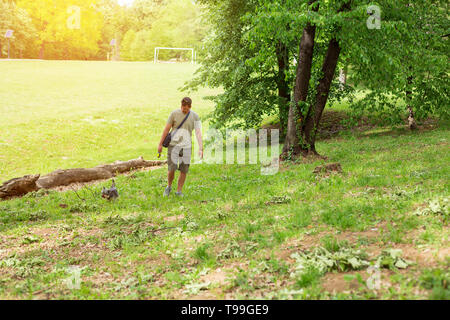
[[117, 0, 135, 6]]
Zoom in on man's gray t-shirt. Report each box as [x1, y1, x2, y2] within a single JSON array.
[[166, 109, 201, 147]]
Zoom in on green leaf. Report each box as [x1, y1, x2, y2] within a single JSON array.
[[394, 259, 408, 269]]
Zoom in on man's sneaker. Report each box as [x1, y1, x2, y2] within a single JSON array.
[[175, 191, 184, 197], [163, 186, 172, 197]]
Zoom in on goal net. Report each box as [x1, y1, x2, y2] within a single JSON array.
[[154, 47, 196, 64]]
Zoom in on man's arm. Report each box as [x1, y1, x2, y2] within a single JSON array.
[[158, 122, 173, 154], [195, 126, 203, 159]]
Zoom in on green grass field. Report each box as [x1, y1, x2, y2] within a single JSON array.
[[0, 61, 449, 300], [0, 60, 216, 182]]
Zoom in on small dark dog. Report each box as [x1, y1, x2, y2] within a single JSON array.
[[102, 179, 119, 200]]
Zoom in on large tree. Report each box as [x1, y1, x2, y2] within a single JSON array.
[[96, 0, 134, 60], [185, 0, 302, 134], [248, 0, 449, 157], [0, 0, 37, 58], [283, 0, 352, 157], [17, 0, 104, 60], [191, 0, 448, 158], [346, 0, 449, 130]]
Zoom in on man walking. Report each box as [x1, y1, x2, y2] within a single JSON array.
[[158, 97, 203, 197]]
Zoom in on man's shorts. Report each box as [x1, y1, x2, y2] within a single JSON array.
[[167, 146, 191, 174]]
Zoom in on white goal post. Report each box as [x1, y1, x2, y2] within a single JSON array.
[[154, 47, 196, 64]]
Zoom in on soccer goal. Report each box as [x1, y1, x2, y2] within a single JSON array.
[[153, 47, 196, 64]]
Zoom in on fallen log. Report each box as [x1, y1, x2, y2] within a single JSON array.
[[96, 157, 166, 175], [36, 167, 113, 189], [0, 174, 40, 199], [37, 156, 166, 189], [0, 157, 166, 199]]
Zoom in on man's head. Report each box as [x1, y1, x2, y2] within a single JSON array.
[[181, 97, 192, 114]]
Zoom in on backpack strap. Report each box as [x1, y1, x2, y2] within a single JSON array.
[[172, 111, 191, 135]]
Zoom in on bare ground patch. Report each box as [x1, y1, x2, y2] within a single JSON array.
[[274, 223, 386, 263], [319, 226, 449, 296], [172, 261, 248, 300], [0, 224, 104, 260]]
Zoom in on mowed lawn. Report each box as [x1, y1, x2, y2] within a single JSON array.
[[0, 60, 217, 182], [0, 60, 449, 300]]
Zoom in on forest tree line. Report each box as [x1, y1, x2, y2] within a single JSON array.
[[0, 0, 208, 60]]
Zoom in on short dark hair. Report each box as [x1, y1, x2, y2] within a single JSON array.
[[181, 97, 192, 107]]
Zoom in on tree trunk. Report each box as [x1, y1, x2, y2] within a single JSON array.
[[39, 42, 45, 60], [406, 75, 417, 130], [275, 40, 290, 136], [407, 106, 417, 130], [282, 1, 350, 159], [281, 0, 318, 158], [302, 37, 342, 153]]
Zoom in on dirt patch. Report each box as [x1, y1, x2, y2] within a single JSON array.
[[201, 268, 229, 286], [321, 270, 369, 293], [273, 231, 329, 263], [262, 110, 377, 141], [313, 163, 342, 174], [274, 224, 386, 263], [365, 243, 450, 268], [279, 224, 448, 269], [0, 224, 104, 260], [335, 225, 385, 245], [173, 261, 248, 300], [320, 268, 407, 296], [187, 289, 223, 300], [363, 224, 450, 266], [360, 117, 439, 139], [164, 214, 184, 223]]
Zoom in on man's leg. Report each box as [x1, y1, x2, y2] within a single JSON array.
[[176, 147, 190, 195], [168, 170, 175, 187], [177, 172, 187, 193], [165, 146, 178, 196], [164, 170, 175, 197]]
